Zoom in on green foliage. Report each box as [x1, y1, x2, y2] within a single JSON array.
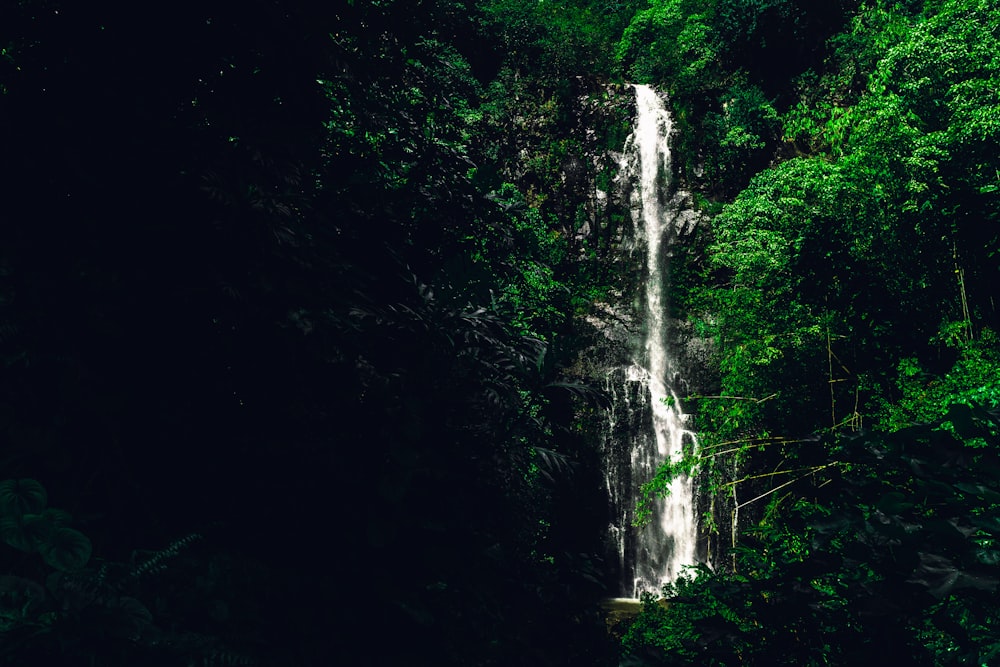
[[651, 10, 1000, 664], [625, 405, 1000, 665], [614, 0, 864, 194], [696, 156, 882, 440], [0, 479, 90, 572], [0, 480, 235, 664], [713, 0, 858, 88], [713, 84, 778, 153], [879, 328, 1000, 430], [476, 184, 571, 339], [622, 571, 755, 662], [0, 516, 256, 665], [0, 479, 47, 517], [481, 0, 643, 81], [472, 12, 640, 339], [680, 0, 1000, 449], [616, 0, 720, 95], [700, 81, 780, 187]]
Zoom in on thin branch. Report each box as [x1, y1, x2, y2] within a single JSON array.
[[829, 348, 853, 376], [698, 438, 813, 460], [828, 328, 836, 429], [701, 445, 787, 460], [955, 241, 973, 342], [719, 464, 833, 488], [687, 393, 777, 403], [699, 435, 805, 452], [832, 413, 861, 431], [735, 462, 843, 510]]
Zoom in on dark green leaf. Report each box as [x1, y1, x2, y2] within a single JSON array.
[[877, 491, 914, 514], [0, 479, 47, 516], [40, 527, 92, 572]]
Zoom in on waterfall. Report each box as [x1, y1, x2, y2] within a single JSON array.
[[604, 84, 700, 599]]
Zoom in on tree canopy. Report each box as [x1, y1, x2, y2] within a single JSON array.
[[621, 0, 1000, 663]]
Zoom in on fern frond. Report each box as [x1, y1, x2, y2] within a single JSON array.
[[532, 446, 575, 482], [128, 533, 203, 581], [199, 649, 257, 666]]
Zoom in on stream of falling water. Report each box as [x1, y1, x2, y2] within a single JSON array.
[[610, 84, 700, 598]]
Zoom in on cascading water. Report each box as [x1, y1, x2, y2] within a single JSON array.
[[604, 84, 700, 599]]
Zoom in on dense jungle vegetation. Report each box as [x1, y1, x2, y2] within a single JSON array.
[[1, 0, 998, 665]]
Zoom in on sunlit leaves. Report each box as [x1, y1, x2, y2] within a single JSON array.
[[616, 0, 719, 95], [695, 0, 1000, 449]]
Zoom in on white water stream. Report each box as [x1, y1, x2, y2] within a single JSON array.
[[609, 84, 700, 597]]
